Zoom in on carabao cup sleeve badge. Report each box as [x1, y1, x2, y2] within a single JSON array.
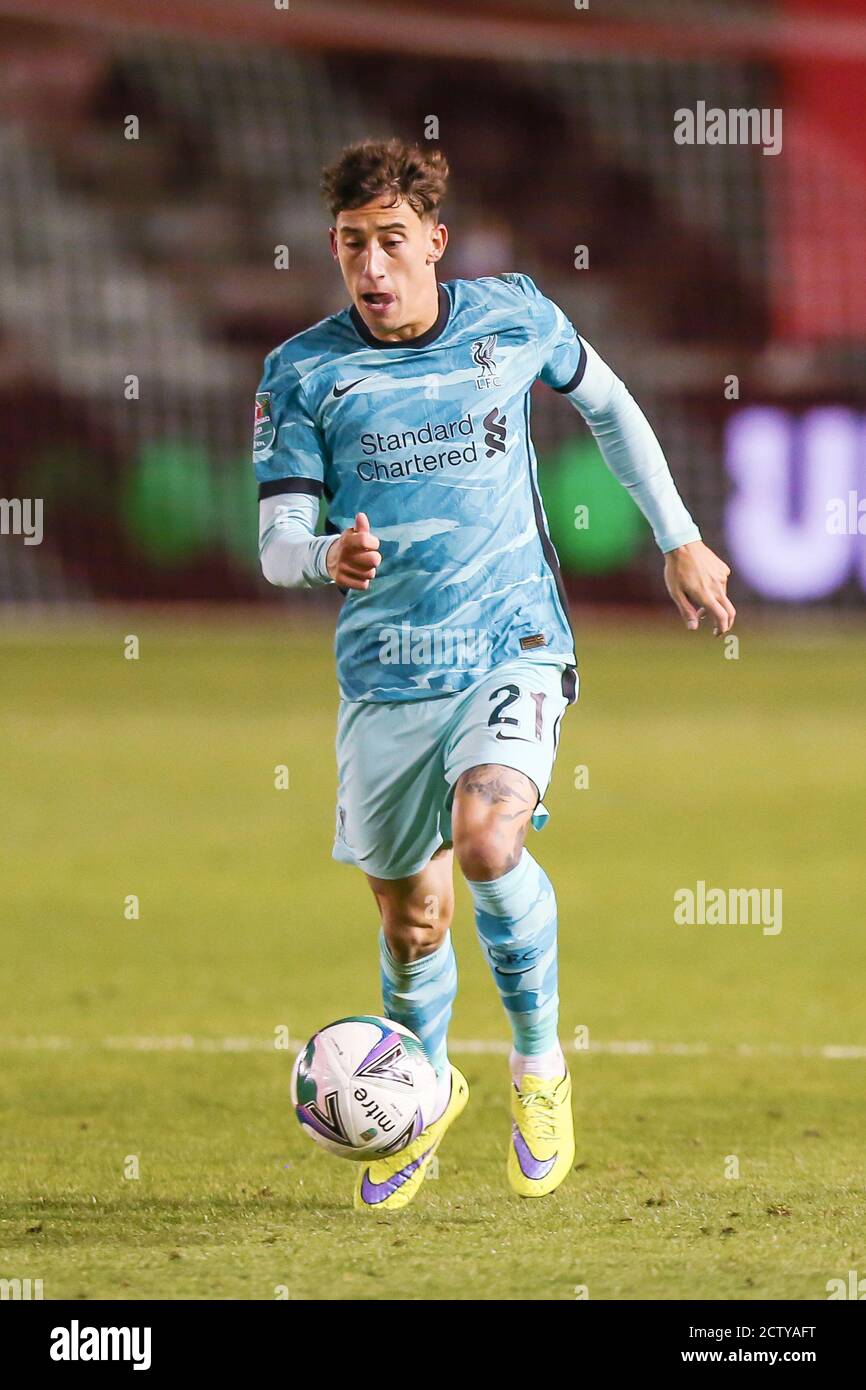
[[254, 392, 276, 454]]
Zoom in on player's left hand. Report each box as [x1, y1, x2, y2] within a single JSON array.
[[664, 540, 736, 636]]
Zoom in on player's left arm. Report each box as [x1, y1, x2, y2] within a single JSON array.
[[563, 338, 735, 635], [519, 274, 736, 635], [662, 537, 734, 637]]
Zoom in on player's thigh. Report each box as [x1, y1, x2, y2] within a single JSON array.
[[333, 697, 451, 881], [451, 764, 537, 877], [445, 660, 575, 875], [366, 843, 455, 960], [445, 660, 574, 795]]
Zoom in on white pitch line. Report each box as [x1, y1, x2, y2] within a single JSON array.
[[1, 1036, 865, 1059]]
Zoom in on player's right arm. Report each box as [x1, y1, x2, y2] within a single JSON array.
[[258, 490, 336, 589], [324, 513, 381, 590], [258, 497, 381, 592], [252, 356, 379, 592], [254, 355, 334, 589]]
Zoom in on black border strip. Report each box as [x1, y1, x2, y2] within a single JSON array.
[[523, 392, 576, 652], [552, 339, 588, 394], [561, 666, 578, 704], [258, 477, 324, 500]]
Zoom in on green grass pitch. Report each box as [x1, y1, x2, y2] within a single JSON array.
[[1, 611, 864, 1300]]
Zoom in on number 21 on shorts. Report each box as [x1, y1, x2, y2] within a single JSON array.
[[487, 683, 547, 743]]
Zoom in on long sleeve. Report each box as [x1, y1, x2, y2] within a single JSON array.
[[499, 271, 702, 555], [557, 336, 701, 554], [258, 492, 337, 589]]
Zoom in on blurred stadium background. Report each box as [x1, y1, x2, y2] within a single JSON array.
[[1, 0, 865, 610], [4, 0, 866, 1303]]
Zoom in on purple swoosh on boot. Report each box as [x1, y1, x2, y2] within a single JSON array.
[[360, 1145, 435, 1205], [511, 1123, 557, 1181]]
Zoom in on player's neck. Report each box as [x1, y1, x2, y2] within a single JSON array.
[[364, 279, 441, 344]]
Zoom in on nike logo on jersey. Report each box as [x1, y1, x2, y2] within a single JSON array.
[[332, 376, 371, 398], [494, 731, 534, 743]]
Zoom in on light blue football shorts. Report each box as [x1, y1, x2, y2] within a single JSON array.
[[332, 657, 579, 881]]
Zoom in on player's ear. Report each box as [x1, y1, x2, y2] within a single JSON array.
[[427, 221, 448, 264], [328, 227, 339, 259]]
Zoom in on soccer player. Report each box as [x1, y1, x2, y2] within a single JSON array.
[[255, 140, 735, 1211]]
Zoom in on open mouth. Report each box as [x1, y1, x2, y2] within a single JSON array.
[[361, 291, 396, 314]]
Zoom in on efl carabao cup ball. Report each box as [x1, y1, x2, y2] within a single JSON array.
[[291, 1016, 438, 1161]]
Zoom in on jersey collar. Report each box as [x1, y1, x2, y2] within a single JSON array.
[[349, 283, 451, 350]]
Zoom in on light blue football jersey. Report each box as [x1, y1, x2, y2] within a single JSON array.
[[254, 273, 583, 703]]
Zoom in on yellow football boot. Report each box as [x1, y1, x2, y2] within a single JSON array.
[[508, 1069, 575, 1197], [354, 1064, 469, 1213]]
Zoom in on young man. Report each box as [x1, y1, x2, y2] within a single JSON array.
[[255, 139, 735, 1212]]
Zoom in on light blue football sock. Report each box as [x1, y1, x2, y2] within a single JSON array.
[[466, 849, 559, 1055], [379, 928, 457, 1081]]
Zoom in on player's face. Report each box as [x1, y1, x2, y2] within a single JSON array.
[[330, 198, 447, 336]]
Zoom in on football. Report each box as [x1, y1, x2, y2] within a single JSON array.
[[290, 1015, 438, 1161]]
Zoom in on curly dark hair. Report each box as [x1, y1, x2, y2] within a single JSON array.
[[321, 138, 449, 221]]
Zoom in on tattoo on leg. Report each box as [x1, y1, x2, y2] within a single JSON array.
[[459, 764, 533, 819]]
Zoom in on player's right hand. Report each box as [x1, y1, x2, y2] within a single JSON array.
[[326, 512, 382, 590]]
